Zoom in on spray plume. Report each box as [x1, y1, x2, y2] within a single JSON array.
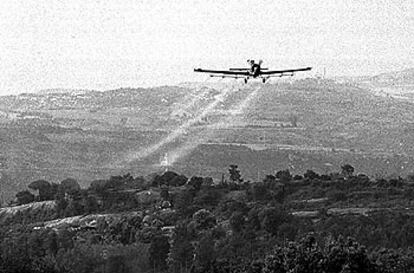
[[124, 83, 241, 163], [161, 84, 263, 166]]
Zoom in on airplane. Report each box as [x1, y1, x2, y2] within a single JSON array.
[[194, 59, 312, 83]]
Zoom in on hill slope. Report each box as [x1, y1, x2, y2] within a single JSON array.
[[0, 80, 413, 202]]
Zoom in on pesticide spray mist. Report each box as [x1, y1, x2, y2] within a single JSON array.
[[124, 82, 242, 163], [160, 84, 264, 167]]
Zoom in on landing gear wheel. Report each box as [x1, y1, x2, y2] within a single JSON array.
[[244, 78, 248, 84], [262, 78, 266, 83]]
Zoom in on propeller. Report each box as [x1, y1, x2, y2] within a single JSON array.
[[258, 59, 263, 66]]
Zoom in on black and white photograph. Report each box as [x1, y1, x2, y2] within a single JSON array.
[[0, 1, 413, 272]]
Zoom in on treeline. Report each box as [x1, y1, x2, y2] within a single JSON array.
[[1, 164, 413, 272]]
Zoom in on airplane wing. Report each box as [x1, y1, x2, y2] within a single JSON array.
[[194, 68, 249, 76], [208, 75, 247, 79], [229, 68, 249, 71], [260, 67, 312, 75]]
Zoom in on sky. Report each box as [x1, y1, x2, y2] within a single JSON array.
[[0, 0, 413, 95]]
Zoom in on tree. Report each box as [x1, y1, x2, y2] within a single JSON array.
[[60, 178, 81, 194], [174, 188, 196, 217], [229, 211, 245, 233], [246, 207, 261, 231], [193, 188, 222, 208], [83, 195, 99, 214], [58, 229, 74, 250], [64, 197, 84, 217], [275, 169, 292, 182], [107, 255, 129, 273], [262, 251, 285, 273], [188, 176, 204, 191], [263, 174, 276, 184], [259, 206, 290, 236], [170, 174, 188, 187], [250, 182, 269, 201], [45, 230, 59, 256], [324, 236, 375, 273], [371, 248, 414, 273], [15, 190, 35, 205], [152, 171, 188, 187], [149, 235, 170, 271], [262, 235, 376, 273], [293, 174, 303, 180], [194, 232, 215, 273], [160, 186, 170, 201], [55, 189, 68, 217], [28, 230, 47, 257], [168, 224, 194, 273], [192, 209, 216, 230], [54, 243, 102, 273], [202, 177, 214, 187], [28, 180, 56, 201], [304, 170, 319, 180], [229, 165, 243, 183], [89, 179, 107, 192], [341, 164, 355, 178], [105, 173, 135, 190]]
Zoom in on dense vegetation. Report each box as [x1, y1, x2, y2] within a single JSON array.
[[1, 164, 414, 273]]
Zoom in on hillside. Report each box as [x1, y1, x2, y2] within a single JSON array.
[[1, 168, 414, 273], [36, 88, 96, 95], [369, 68, 414, 86], [336, 68, 414, 101], [0, 79, 413, 202]]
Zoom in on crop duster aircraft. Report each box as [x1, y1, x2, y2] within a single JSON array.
[[194, 59, 312, 83]]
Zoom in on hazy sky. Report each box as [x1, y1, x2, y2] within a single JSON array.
[[0, 0, 413, 94]]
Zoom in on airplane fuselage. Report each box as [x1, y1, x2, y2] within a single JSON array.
[[249, 63, 261, 78]]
